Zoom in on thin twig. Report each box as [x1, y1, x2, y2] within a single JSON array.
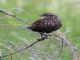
[[43, 37, 51, 60], [0, 10, 28, 24], [0, 36, 47, 58], [55, 31, 78, 60], [0, 32, 78, 60], [57, 38, 63, 60]]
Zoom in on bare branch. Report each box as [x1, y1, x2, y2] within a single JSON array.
[[0, 10, 28, 24], [57, 39, 63, 60], [0, 31, 78, 60], [54, 31, 78, 60], [0, 36, 48, 58]]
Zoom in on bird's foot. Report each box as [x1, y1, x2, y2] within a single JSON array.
[[40, 33, 49, 39]]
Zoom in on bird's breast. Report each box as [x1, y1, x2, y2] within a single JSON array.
[[31, 17, 62, 33]]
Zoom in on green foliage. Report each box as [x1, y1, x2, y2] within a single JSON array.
[[0, 0, 80, 60]]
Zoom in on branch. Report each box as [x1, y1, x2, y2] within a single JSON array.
[[57, 38, 63, 60], [0, 10, 28, 24], [53, 31, 78, 60], [0, 36, 48, 58], [0, 31, 78, 60]]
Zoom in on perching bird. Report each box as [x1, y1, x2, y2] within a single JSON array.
[[27, 13, 62, 36]]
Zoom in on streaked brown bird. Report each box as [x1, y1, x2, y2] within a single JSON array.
[[28, 13, 62, 36]]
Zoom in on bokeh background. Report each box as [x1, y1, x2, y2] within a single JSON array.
[[0, 0, 80, 60]]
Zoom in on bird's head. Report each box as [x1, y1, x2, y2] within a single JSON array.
[[40, 13, 54, 18], [40, 13, 58, 20]]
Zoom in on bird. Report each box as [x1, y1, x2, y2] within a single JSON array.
[[27, 13, 62, 37]]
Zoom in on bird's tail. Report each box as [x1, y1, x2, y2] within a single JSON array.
[[27, 27, 32, 30], [21, 26, 32, 30]]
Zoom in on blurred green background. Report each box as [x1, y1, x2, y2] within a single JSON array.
[[0, 0, 80, 60]]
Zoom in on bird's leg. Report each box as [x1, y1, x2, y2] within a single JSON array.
[[40, 32, 48, 39], [43, 33, 48, 37], [40, 32, 45, 38], [40, 32, 44, 37]]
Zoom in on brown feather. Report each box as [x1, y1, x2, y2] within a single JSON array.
[[29, 13, 62, 33]]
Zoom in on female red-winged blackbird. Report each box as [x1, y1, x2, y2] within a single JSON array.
[[28, 13, 62, 36]]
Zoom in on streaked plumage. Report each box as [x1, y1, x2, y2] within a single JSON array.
[[28, 13, 62, 34]]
